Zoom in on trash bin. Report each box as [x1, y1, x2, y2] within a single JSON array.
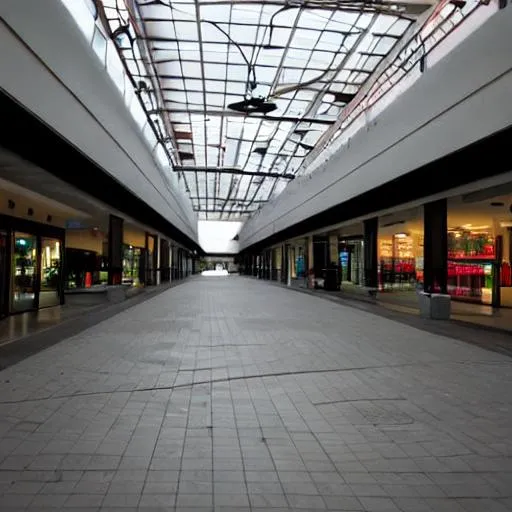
[[418, 291, 451, 320]]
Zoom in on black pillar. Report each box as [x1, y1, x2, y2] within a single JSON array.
[[145, 233, 158, 285], [423, 199, 447, 293], [171, 245, 176, 280], [108, 214, 123, 285], [313, 236, 328, 276], [363, 217, 378, 289], [160, 239, 170, 282], [282, 245, 289, 284]]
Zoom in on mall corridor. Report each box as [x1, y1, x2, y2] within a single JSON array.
[[0, 277, 511, 511]]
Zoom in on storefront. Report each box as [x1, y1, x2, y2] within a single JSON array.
[[371, 192, 512, 307], [65, 226, 108, 289], [446, 193, 512, 307], [0, 214, 64, 317]]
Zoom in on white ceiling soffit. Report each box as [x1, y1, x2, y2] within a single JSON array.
[[98, 0, 443, 220]]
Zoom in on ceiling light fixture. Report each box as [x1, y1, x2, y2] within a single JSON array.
[[228, 97, 278, 114]]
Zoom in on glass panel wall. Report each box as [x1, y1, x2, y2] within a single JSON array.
[[339, 239, 364, 286], [378, 209, 424, 292], [0, 231, 9, 317], [12, 233, 37, 312], [40, 238, 62, 308], [447, 193, 512, 306], [122, 245, 143, 285]]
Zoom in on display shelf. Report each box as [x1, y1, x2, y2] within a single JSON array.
[[447, 259, 494, 304]]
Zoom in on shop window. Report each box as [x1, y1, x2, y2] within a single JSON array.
[[338, 239, 364, 286], [448, 230, 495, 259], [64, 248, 99, 289], [447, 228, 495, 305], [12, 234, 37, 312], [378, 232, 423, 292], [123, 245, 143, 285], [40, 238, 62, 308]]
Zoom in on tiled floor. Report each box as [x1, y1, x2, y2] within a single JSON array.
[[0, 275, 511, 511]]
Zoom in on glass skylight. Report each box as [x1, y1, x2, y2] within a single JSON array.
[[97, 0, 436, 220]]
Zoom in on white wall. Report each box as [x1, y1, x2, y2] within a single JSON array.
[[198, 221, 242, 254], [0, 0, 198, 244], [239, 5, 512, 250]]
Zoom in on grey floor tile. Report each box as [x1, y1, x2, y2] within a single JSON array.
[[1, 277, 511, 512]]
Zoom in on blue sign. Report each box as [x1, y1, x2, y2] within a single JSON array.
[[66, 220, 87, 229]]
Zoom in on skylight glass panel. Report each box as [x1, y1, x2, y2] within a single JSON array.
[[186, 91, 204, 106], [204, 63, 226, 80], [205, 93, 225, 107], [181, 61, 203, 78]]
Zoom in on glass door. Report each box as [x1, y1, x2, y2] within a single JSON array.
[[0, 230, 8, 317], [12, 233, 37, 313], [40, 238, 62, 308]]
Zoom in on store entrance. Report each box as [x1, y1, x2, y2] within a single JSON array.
[[39, 238, 62, 308], [0, 217, 65, 317], [123, 245, 143, 285], [339, 238, 364, 285], [12, 232, 37, 313]]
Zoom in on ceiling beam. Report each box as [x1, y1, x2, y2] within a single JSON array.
[[155, 109, 335, 125], [176, 166, 296, 180], [193, 208, 257, 213], [191, 196, 268, 203]]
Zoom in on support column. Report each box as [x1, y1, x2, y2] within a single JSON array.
[[156, 236, 161, 285], [160, 238, 170, 283], [280, 245, 286, 283], [329, 234, 338, 265], [170, 244, 175, 281], [169, 243, 173, 282], [423, 199, 447, 293], [286, 244, 292, 286], [363, 217, 378, 290], [306, 237, 314, 288], [108, 214, 123, 286], [312, 236, 328, 276]]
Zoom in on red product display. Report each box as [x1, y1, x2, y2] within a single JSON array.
[[448, 262, 484, 277], [502, 262, 512, 287], [447, 261, 490, 299]]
